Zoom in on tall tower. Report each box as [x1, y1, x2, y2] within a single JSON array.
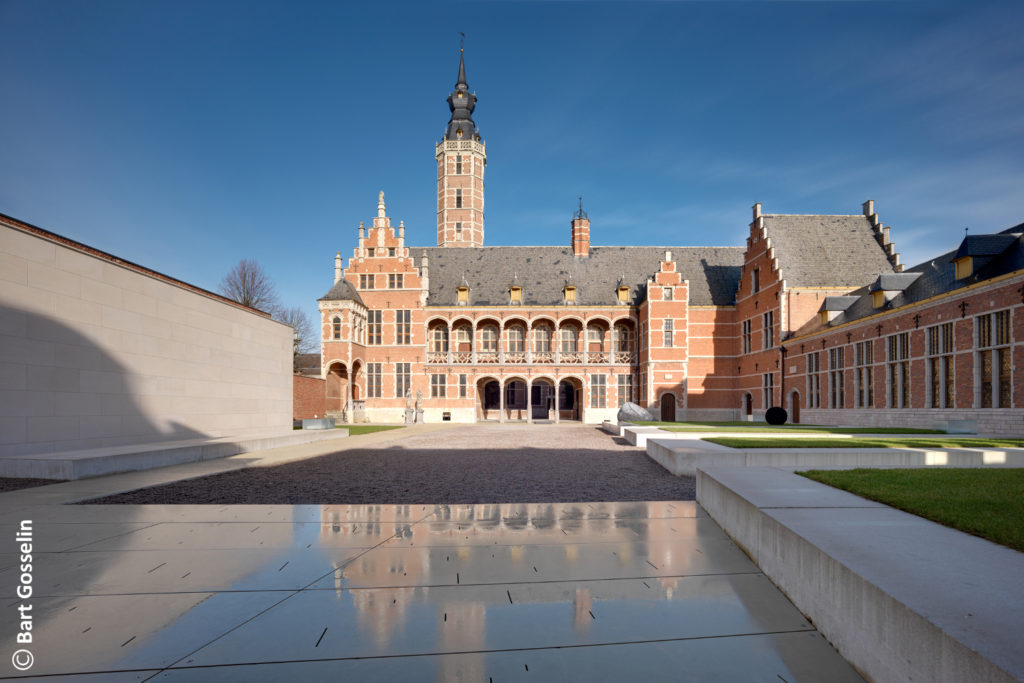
[[436, 48, 486, 247]]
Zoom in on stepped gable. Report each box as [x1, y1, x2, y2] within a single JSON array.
[[762, 214, 897, 287], [409, 245, 744, 306]]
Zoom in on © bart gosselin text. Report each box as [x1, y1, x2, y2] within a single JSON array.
[[12, 520, 34, 671]]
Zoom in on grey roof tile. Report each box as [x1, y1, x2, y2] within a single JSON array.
[[871, 272, 922, 292], [762, 214, 896, 287], [820, 225, 1024, 329], [408, 246, 745, 306], [319, 278, 365, 304]]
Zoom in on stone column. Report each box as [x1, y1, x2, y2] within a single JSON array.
[[527, 380, 533, 424], [554, 380, 560, 424], [498, 323, 505, 364], [447, 322, 453, 365], [499, 378, 506, 423], [471, 322, 478, 364], [345, 370, 353, 424]]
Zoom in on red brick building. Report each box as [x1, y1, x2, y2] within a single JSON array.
[[316, 51, 1024, 433]]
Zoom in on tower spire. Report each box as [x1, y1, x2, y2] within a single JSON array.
[[436, 40, 486, 248], [445, 41, 478, 141]]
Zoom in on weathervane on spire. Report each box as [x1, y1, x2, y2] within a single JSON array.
[[574, 196, 588, 220], [459, 32, 465, 53]]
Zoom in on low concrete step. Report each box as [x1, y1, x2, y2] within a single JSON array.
[[0, 429, 350, 481]]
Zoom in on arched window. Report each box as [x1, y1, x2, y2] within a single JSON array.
[[614, 325, 633, 352], [431, 326, 449, 353], [507, 326, 525, 353], [332, 316, 341, 340], [534, 325, 552, 353], [560, 327, 579, 354], [481, 325, 498, 352]]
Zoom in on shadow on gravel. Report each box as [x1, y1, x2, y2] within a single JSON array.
[[79, 446, 694, 505]]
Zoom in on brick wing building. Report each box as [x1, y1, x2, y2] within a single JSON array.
[[316, 51, 1023, 433]]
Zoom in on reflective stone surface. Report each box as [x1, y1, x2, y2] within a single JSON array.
[[0, 502, 863, 680]]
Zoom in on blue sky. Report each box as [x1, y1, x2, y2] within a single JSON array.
[[1, 1, 1022, 323]]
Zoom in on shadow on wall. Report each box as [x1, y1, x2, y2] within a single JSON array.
[[0, 303, 206, 458]]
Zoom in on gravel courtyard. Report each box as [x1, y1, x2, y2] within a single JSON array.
[[89, 423, 695, 504]]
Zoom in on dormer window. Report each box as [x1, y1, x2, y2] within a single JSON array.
[[510, 286, 522, 305], [954, 256, 972, 280], [456, 128, 463, 138], [457, 285, 469, 305], [872, 291, 886, 309], [617, 285, 629, 303], [563, 285, 577, 304]]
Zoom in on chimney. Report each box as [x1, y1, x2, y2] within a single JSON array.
[[571, 198, 590, 258], [863, 199, 874, 217], [334, 252, 342, 284]]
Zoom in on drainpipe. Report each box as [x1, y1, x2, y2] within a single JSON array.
[[779, 342, 788, 411]]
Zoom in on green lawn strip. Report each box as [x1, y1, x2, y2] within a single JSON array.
[[799, 468, 1024, 552], [703, 436, 1024, 449], [635, 421, 940, 434], [338, 425, 405, 436]]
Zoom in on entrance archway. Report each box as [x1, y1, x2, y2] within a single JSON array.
[[530, 379, 554, 420], [505, 379, 528, 421], [660, 393, 676, 422], [325, 363, 349, 414], [558, 379, 581, 421], [742, 393, 753, 421], [788, 390, 801, 424], [479, 379, 500, 420]]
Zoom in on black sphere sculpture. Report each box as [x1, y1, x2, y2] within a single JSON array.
[[765, 406, 788, 425]]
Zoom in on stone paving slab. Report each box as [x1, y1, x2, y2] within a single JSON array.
[[0, 425, 862, 680]]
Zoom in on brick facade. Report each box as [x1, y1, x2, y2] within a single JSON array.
[[293, 375, 326, 421], [314, 56, 1024, 434]]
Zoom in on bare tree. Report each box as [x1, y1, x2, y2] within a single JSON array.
[[277, 305, 316, 355], [218, 258, 280, 314]]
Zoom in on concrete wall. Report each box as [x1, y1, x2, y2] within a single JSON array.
[[0, 217, 293, 457], [801, 407, 1024, 436]]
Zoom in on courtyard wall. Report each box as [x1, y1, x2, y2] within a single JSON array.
[[0, 215, 293, 457]]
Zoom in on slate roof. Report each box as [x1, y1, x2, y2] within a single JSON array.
[[318, 278, 364, 304], [821, 296, 859, 312], [815, 223, 1024, 329], [955, 233, 1019, 259], [407, 246, 745, 306], [762, 214, 897, 287], [870, 272, 922, 292]]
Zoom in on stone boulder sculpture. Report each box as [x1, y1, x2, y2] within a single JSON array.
[[617, 402, 654, 423]]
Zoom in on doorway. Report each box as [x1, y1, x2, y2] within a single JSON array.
[[660, 393, 676, 422], [531, 382, 552, 420]]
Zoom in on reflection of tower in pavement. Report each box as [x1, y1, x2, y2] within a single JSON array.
[[573, 587, 593, 633], [321, 505, 427, 649], [315, 501, 686, 664], [436, 601, 486, 682]]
